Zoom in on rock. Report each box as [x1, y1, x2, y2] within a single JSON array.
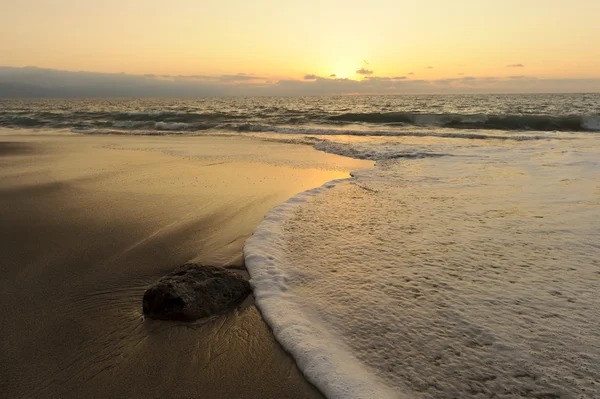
[[142, 264, 251, 321]]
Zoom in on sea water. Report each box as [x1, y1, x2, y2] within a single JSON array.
[[3, 94, 600, 398], [246, 132, 600, 398]]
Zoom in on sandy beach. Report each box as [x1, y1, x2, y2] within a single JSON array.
[[0, 130, 371, 398]]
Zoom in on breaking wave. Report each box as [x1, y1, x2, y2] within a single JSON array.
[[312, 140, 453, 160], [1, 103, 599, 134], [70, 125, 547, 142], [327, 112, 600, 132], [230, 124, 547, 141]]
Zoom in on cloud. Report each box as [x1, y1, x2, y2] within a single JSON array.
[[364, 76, 391, 81], [426, 66, 433, 69], [365, 76, 406, 81], [330, 74, 337, 78], [176, 74, 213, 80], [304, 74, 319, 80], [458, 73, 465, 76], [506, 64, 525, 68], [140, 73, 269, 82], [218, 74, 265, 82], [1, 66, 600, 97], [355, 68, 374, 76], [408, 72, 415, 75]]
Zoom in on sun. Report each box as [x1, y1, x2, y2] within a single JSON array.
[[330, 63, 358, 79], [323, 56, 364, 79]]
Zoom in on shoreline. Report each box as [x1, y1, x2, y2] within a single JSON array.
[[245, 177, 402, 399], [0, 130, 372, 398]]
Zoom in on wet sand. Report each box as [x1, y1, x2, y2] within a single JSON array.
[[0, 131, 371, 398]]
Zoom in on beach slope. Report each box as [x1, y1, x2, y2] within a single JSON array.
[[0, 132, 371, 398]]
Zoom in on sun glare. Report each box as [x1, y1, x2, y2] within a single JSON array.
[[321, 54, 365, 79], [330, 64, 359, 79]]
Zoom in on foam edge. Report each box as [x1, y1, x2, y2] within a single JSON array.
[[243, 177, 404, 399]]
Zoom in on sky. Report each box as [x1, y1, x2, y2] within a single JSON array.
[[1, 0, 599, 96]]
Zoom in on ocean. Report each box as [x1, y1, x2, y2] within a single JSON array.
[[3, 94, 600, 398]]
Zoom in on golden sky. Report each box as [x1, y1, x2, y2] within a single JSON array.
[[2, 0, 599, 83]]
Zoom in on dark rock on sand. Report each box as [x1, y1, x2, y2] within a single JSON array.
[[143, 264, 251, 321]]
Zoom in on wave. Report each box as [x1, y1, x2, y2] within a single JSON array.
[[112, 111, 241, 123], [70, 128, 189, 136], [582, 115, 600, 131], [2, 107, 600, 133], [313, 140, 452, 160], [327, 112, 600, 132], [1, 116, 47, 126], [112, 121, 150, 129], [70, 123, 546, 141], [0, 110, 240, 129], [244, 178, 403, 399], [233, 124, 547, 141]]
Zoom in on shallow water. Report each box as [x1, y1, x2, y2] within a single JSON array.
[[246, 133, 600, 398]]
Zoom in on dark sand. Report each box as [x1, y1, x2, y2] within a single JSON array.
[[0, 132, 371, 398]]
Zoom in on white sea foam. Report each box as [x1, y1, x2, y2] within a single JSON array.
[[246, 124, 547, 141], [245, 134, 600, 398], [411, 113, 487, 126], [244, 179, 404, 399], [71, 128, 167, 135], [313, 139, 451, 160], [154, 122, 191, 130], [120, 110, 185, 117], [582, 115, 600, 131], [112, 120, 147, 128]]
